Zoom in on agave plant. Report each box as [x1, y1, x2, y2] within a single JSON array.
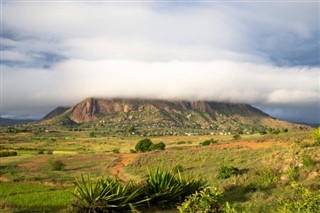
[[72, 174, 147, 212], [145, 168, 206, 209]]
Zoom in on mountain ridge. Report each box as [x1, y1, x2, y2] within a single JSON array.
[[42, 97, 307, 133]]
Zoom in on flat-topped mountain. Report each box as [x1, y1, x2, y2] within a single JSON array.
[[42, 98, 307, 133]]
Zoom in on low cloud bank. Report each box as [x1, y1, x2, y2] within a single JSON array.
[[3, 59, 319, 122]]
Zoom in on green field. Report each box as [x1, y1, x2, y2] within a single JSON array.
[[0, 126, 319, 212]]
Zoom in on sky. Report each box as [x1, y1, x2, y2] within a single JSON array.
[[1, 1, 319, 123]]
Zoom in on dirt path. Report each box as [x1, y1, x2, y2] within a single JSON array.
[[110, 153, 142, 182]]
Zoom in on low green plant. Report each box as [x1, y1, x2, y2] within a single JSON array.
[[301, 154, 315, 167], [145, 168, 206, 208], [200, 139, 218, 146], [310, 127, 320, 146], [49, 160, 65, 171], [72, 175, 146, 212], [255, 168, 278, 190], [150, 142, 166, 151], [112, 148, 120, 154], [217, 165, 240, 179], [233, 134, 241, 140], [275, 182, 320, 213], [37, 150, 44, 155], [173, 165, 185, 173], [177, 187, 224, 213]]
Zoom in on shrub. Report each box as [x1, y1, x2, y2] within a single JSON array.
[[217, 165, 240, 179], [47, 150, 53, 155], [233, 134, 241, 140], [200, 139, 218, 146], [112, 148, 120, 154], [275, 182, 320, 212], [135, 138, 152, 152], [50, 160, 65, 171], [89, 131, 95, 137], [150, 142, 166, 151], [37, 150, 44, 155], [255, 168, 278, 190], [259, 130, 267, 135], [177, 187, 223, 213]]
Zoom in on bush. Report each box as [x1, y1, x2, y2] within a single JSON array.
[[218, 165, 240, 179], [0, 151, 17, 157], [233, 134, 241, 140], [275, 182, 320, 212], [135, 138, 153, 152], [200, 139, 218, 146], [177, 187, 223, 213], [150, 142, 166, 151], [50, 160, 65, 171], [255, 168, 278, 190], [89, 131, 95, 137], [112, 148, 120, 154], [37, 150, 44, 155], [47, 150, 53, 155]]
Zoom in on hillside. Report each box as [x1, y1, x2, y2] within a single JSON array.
[[41, 106, 70, 121], [42, 98, 307, 134]]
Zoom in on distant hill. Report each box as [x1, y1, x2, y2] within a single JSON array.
[[42, 98, 308, 134], [41, 106, 70, 121], [0, 117, 37, 126]]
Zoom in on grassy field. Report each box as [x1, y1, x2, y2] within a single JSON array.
[[0, 127, 319, 212]]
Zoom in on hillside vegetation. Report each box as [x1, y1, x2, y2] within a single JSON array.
[[0, 123, 318, 212]]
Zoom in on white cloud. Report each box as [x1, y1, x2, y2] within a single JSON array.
[[1, 2, 319, 122], [3, 60, 319, 111]]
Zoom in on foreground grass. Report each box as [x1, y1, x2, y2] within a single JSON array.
[[0, 130, 318, 212], [0, 182, 73, 211], [126, 143, 320, 212]]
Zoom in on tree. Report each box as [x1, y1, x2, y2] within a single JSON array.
[[135, 138, 152, 152]]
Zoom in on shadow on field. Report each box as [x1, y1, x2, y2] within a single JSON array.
[[222, 185, 250, 203]]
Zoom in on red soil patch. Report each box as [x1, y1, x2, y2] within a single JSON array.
[[19, 157, 47, 170], [110, 153, 142, 182]]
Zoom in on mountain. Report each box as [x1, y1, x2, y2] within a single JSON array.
[[42, 98, 307, 134], [0, 117, 37, 126], [41, 106, 70, 121]]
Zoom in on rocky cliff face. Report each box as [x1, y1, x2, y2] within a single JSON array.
[[67, 98, 267, 123], [42, 97, 306, 132]]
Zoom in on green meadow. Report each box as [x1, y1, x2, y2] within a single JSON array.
[[0, 126, 319, 212]]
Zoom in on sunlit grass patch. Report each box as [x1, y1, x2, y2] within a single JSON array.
[[0, 182, 73, 211]]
